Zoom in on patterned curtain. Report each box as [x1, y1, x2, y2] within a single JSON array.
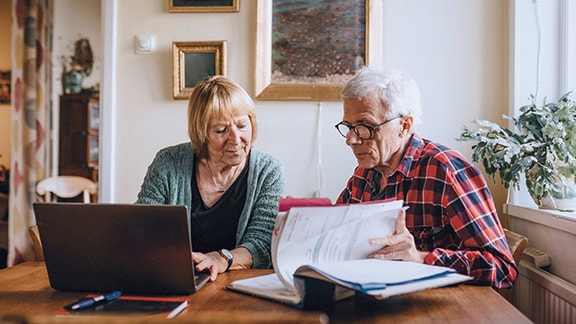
[[8, 0, 53, 266]]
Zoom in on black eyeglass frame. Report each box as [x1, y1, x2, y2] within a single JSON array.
[[334, 116, 403, 140]]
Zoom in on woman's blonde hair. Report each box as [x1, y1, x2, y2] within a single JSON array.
[[187, 76, 257, 158]]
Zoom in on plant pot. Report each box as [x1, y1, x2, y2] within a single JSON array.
[[526, 168, 576, 211], [63, 70, 83, 94], [538, 195, 576, 211]]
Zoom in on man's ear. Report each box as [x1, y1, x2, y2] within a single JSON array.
[[400, 116, 414, 136]]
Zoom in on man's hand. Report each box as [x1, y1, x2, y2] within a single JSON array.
[[367, 207, 427, 263]]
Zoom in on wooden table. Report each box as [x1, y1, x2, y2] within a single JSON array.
[[0, 262, 531, 323]]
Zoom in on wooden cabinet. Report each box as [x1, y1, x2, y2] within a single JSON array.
[[59, 93, 99, 184]]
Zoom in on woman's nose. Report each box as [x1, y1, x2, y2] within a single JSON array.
[[228, 126, 241, 142]]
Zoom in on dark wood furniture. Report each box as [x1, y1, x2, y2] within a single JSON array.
[[0, 262, 531, 323], [58, 93, 99, 183]]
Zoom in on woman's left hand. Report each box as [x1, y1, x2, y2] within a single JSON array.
[[192, 251, 228, 281]]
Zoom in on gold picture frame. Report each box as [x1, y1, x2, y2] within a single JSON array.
[[168, 0, 239, 13], [255, 0, 383, 101], [172, 41, 227, 100]]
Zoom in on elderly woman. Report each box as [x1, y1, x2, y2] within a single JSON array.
[[335, 67, 516, 289], [137, 76, 285, 281]]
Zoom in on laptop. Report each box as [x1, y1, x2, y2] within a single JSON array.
[[33, 203, 210, 295]]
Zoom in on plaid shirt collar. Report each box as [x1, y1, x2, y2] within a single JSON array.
[[395, 133, 423, 178]]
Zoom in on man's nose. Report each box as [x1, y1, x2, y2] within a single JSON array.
[[346, 130, 362, 146]]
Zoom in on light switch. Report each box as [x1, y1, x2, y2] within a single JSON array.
[[135, 35, 156, 54]]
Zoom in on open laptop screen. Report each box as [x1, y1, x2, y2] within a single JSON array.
[[33, 203, 209, 295]]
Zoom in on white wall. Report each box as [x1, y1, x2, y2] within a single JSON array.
[[103, 0, 508, 212], [52, 0, 102, 92]]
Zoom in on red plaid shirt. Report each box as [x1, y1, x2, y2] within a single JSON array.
[[337, 134, 517, 289]]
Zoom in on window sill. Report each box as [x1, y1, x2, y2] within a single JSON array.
[[505, 204, 576, 235]]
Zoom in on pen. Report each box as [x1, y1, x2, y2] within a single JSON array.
[[70, 291, 122, 310]]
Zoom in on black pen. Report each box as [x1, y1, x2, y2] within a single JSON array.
[[70, 291, 122, 310]]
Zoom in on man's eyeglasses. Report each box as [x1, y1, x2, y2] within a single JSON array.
[[334, 116, 402, 140]]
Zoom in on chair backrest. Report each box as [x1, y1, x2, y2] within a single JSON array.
[[503, 228, 528, 265], [32, 176, 97, 261], [36, 176, 97, 203]]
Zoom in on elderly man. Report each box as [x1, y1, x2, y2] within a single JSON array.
[[335, 67, 517, 289]]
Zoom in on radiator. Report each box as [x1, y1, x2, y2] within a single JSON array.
[[512, 260, 576, 324]]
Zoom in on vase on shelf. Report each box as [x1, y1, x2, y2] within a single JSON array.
[[63, 70, 83, 94]]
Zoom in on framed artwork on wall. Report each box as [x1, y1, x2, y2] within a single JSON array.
[[168, 0, 239, 13], [172, 41, 227, 100], [255, 0, 383, 101]]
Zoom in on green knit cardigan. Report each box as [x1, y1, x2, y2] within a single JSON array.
[[136, 143, 285, 269]]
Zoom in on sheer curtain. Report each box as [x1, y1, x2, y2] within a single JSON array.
[[8, 0, 53, 266]]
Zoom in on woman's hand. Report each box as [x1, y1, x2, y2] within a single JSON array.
[[367, 208, 427, 263], [192, 251, 228, 281]]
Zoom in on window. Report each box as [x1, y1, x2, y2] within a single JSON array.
[[509, 0, 576, 210]]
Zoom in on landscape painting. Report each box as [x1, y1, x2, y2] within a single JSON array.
[[271, 0, 366, 85]]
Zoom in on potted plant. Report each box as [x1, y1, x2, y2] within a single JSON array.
[[61, 38, 94, 94], [458, 92, 576, 210]]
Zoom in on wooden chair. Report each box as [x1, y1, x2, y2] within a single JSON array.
[[504, 228, 528, 266], [30, 176, 97, 261], [28, 226, 44, 262], [499, 228, 528, 301], [35, 175, 97, 203]]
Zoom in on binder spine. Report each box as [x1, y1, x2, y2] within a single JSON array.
[[293, 275, 354, 309]]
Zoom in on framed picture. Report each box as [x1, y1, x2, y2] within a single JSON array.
[[168, 0, 239, 13], [255, 0, 383, 101], [172, 41, 227, 100], [0, 70, 10, 104]]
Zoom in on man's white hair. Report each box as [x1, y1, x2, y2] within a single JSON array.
[[341, 67, 423, 127]]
